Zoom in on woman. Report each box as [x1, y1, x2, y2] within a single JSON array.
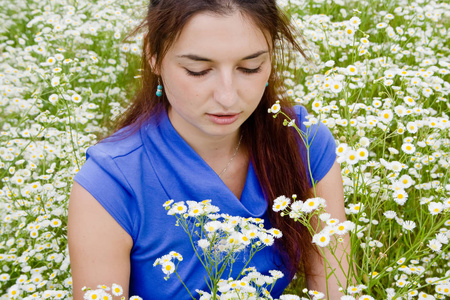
[[68, 0, 350, 299]]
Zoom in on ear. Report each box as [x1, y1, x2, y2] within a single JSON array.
[[143, 35, 159, 75], [149, 55, 159, 75]]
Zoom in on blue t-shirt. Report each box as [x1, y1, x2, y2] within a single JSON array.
[[73, 105, 336, 299]]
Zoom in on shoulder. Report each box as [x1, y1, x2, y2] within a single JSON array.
[[75, 125, 147, 200], [88, 126, 145, 160], [74, 126, 146, 239]]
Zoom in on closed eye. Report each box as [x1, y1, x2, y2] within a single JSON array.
[[185, 65, 263, 77], [239, 66, 262, 74], [185, 68, 210, 77]]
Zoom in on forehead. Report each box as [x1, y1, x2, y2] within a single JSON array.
[[168, 11, 270, 61]]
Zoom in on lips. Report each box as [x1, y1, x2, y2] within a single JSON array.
[[206, 113, 240, 125]]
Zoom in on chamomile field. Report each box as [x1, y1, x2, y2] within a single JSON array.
[[0, 0, 449, 299]]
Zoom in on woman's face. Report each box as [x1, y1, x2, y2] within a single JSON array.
[[159, 11, 271, 142]]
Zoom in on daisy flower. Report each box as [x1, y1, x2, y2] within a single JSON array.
[[345, 150, 359, 165], [401, 143, 416, 154], [163, 199, 174, 208], [272, 195, 291, 212], [330, 81, 343, 93], [428, 239, 442, 252], [161, 261, 175, 275], [402, 220, 416, 231], [51, 76, 60, 87], [259, 233, 274, 246], [308, 290, 325, 299], [428, 202, 443, 215], [301, 197, 326, 213], [403, 96, 416, 106], [393, 190, 408, 205], [336, 143, 348, 156], [335, 221, 355, 235], [418, 292, 434, 299], [48, 94, 58, 105], [111, 284, 123, 297], [268, 101, 281, 114], [290, 200, 304, 213], [167, 202, 187, 215], [356, 148, 369, 160], [279, 295, 301, 300], [397, 176, 414, 190], [204, 221, 222, 233], [268, 228, 283, 238], [378, 109, 393, 123], [72, 93, 82, 103], [347, 203, 363, 214]]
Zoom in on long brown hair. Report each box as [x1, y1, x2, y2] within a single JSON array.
[[114, 0, 315, 277]]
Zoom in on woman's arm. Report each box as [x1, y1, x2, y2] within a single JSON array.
[[68, 182, 133, 300], [306, 161, 353, 298]]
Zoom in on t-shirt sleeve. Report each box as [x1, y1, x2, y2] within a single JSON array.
[[73, 145, 139, 241], [294, 105, 337, 186]]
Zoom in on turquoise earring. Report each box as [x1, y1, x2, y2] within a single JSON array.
[[265, 82, 269, 87], [156, 78, 163, 97]]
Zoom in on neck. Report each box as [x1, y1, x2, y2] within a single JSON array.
[[189, 131, 242, 161]]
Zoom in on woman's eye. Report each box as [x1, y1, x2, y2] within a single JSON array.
[[185, 66, 262, 77], [185, 69, 210, 77], [240, 66, 262, 74]]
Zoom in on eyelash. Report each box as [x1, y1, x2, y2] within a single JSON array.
[[185, 66, 262, 77]]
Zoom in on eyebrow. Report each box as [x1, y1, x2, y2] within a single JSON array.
[[177, 50, 269, 62]]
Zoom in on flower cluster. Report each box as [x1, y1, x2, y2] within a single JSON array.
[[195, 267, 288, 300], [0, 0, 142, 298], [157, 200, 283, 296], [82, 283, 142, 300], [153, 251, 183, 280]]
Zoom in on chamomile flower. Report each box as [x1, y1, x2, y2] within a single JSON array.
[[404, 96, 416, 106], [167, 202, 187, 215], [111, 284, 123, 296], [428, 239, 442, 252], [346, 150, 359, 165], [418, 292, 435, 299], [347, 203, 363, 214], [393, 190, 408, 205], [356, 148, 369, 160], [71, 93, 82, 103], [330, 81, 343, 93], [268, 228, 283, 238], [308, 290, 325, 299], [272, 195, 291, 212], [161, 261, 175, 275], [51, 77, 60, 87], [48, 94, 58, 105], [163, 200, 174, 207], [336, 143, 348, 156], [428, 202, 443, 215], [204, 221, 222, 233], [259, 233, 274, 246], [402, 220, 416, 231], [279, 295, 301, 300], [302, 197, 326, 213], [378, 109, 393, 123], [269, 101, 281, 114], [406, 121, 418, 133], [359, 296, 375, 300]]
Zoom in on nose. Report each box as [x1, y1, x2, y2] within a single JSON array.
[[213, 71, 238, 109]]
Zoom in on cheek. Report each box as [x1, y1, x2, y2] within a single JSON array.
[[163, 71, 194, 101]]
